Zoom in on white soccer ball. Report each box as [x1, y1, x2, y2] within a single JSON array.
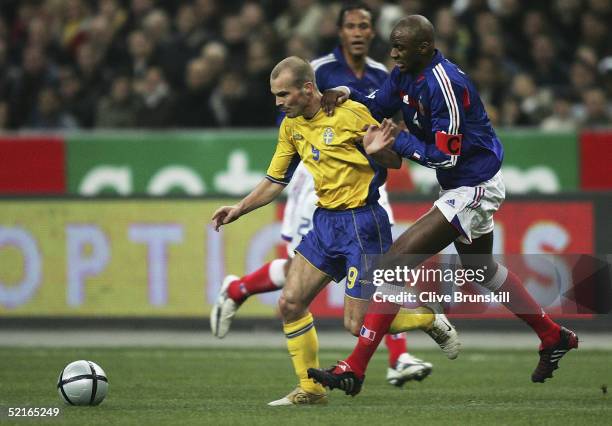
[[57, 360, 109, 406]]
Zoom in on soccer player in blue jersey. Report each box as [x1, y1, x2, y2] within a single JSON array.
[[308, 15, 579, 396], [211, 3, 436, 387], [212, 56, 457, 406]]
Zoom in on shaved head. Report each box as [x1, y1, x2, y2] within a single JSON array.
[[270, 56, 315, 89], [393, 15, 435, 45]]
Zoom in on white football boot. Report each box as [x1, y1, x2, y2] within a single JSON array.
[[210, 275, 240, 338], [425, 313, 460, 359], [386, 353, 433, 386]]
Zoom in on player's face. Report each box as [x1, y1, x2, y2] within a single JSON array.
[[271, 71, 310, 118], [389, 29, 419, 73], [339, 9, 374, 58]]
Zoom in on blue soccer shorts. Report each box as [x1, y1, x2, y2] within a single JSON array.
[[295, 203, 392, 300]]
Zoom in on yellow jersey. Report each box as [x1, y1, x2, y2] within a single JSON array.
[[266, 100, 386, 210]]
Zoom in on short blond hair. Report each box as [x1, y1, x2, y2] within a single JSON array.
[[270, 56, 315, 89]]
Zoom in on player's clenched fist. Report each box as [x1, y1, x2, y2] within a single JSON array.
[[211, 205, 242, 231]]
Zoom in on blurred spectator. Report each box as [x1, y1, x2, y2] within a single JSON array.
[[471, 56, 505, 108], [142, 9, 171, 47], [28, 86, 78, 130], [434, 7, 470, 66], [135, 66, 174, 128], [201, 41, 228, 77], [540, 91, 579, 132], [96, 75, 140, 128], [569, 60, 597, 101], [529, 34, 567, 87], [221, 15, 248, 67], [274, 0, 324, 45], [8, 45, 57, 128], [173, 58, 218, 128], [580, 87, 611, 127], [58, 66, 96, 128], [511, 73, 552, 124], [127, 30, 157, 79]]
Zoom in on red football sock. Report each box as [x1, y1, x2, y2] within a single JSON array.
[[497, 269, 560, 348], [385, 333, 407, 367], [343, 301, 400, 378], [227, 260, 285, 304]]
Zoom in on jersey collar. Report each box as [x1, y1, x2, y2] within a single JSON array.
[[424, 49, 445, 72]]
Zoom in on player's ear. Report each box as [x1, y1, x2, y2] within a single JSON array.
[[303, 81, 315, 95], [418, 41, 431, 55]]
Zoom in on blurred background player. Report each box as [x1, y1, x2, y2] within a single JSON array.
[[210, 2, 433, 388], [308, 15, 578, 396]]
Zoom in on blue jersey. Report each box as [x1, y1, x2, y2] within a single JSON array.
[[349, 50, 504, 189], [312, 46, 388, 95]]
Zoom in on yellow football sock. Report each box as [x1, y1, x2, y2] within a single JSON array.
[[388, 307, 434, 333], [283, 312, 325, 395]]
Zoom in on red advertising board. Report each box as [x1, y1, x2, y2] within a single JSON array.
[[580, 131, 612, 190], [276, 201, 594, 318], [0, 137, 66, 193]]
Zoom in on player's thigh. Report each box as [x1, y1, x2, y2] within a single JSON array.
[[387, 206, 459, 263], [343, 295, 369, 336], [282, 252, 330, 308], [454, 231, 498, 280]]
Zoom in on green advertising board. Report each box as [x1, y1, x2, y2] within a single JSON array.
[[66, 129, 577, 196], [402, 130, 578, 194], [67, 130, 278, 196]]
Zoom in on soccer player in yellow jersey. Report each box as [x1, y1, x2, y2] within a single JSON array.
[[212, 56, 457, 406]]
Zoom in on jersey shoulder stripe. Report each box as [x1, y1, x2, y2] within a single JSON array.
[[365, 57, 388, 73], [431, 63, 460, 134], [311, 54, 336, 71]]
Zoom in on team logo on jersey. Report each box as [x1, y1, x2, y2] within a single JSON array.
[[323, 127, 334, 145], [293, 133, 304, 141]]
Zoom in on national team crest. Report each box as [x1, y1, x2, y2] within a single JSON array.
[[323, 127, 334, 145]]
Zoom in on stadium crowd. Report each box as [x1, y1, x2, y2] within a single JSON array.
[[0, 0, 610, 130]]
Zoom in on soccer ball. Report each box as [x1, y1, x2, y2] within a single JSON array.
[[57, 360, 109, 406]]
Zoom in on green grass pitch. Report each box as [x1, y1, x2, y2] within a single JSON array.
[[0, 347, 610, 425]]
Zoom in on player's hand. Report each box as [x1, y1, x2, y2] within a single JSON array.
[[321, 87, 349, 116], [363, 119, 396, 154], [211, 205, 242, 231], [380, 118, 401, 138]]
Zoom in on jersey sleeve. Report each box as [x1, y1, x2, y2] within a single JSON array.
[[314, 66, 329, 91], [392, 131, 458, 169], [428, 68, 466, 138], [266, 121, 301, 185], [349, 69, 403, 121], [391, 71, 465, 170]]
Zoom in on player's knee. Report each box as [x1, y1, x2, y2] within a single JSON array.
[[343, 317, 361, 337], [278, 291, 306, 320]]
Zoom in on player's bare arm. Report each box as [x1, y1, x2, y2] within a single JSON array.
[[321, 87, 350, 116], [362, 119, 402, 169], [212, 178, 285, 231]]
